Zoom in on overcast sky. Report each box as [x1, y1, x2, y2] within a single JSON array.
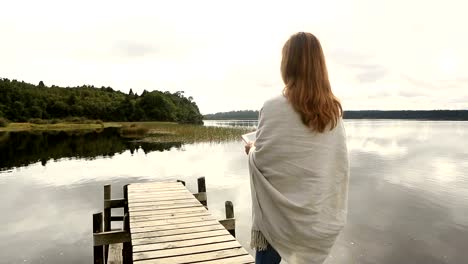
[[1, 0, 467, 114]]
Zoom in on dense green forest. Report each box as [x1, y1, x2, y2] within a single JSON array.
[[0, 78, 203, 124], [205, 110, 468, 120]]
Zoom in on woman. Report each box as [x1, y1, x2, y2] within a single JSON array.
[[246, 32, 349, 264]]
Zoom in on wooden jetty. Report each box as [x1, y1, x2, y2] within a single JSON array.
[[93, 177, 254, 264]]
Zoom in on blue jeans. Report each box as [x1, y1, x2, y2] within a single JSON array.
[[256, 244, 282, 264]]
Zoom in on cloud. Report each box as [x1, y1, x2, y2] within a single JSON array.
[[329, 49, 372, 62], [352, 64, 388, 83], [114, 41, 158, 58], [329, 50, 388, 83], [1, 0, 468, 112], [397, 90, 425, 98], [402, 75, 468, 89], [449, 96, 468, 104]]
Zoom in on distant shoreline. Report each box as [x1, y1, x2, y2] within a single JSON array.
[[204, 118, 468, 121], [204, 110, 468, 121]]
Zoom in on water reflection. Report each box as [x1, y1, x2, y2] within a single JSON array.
[[0, 128, 181, 171], [203, 120, 258, 128], [0, 121, 467, 264]]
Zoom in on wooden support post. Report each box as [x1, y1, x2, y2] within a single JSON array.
[[197, 177, 206, 193], [122, 184, 132, 264], [197, 176, 207, 207], [224, 201, 236, 237], [93, 212, 104, 264], [103, 185, 111, 263], [225, 201, 234, 219]]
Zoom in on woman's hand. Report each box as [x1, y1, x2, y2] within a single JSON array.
[[245, 141, 255, 155]]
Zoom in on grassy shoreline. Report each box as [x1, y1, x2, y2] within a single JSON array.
[[0, 121, 253, 143], [0, 122, 119, 132]]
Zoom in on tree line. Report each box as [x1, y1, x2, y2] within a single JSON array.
[[343, 110, 468, 120], [204, 110, 468, 120], [204, 110, 260, 120], [0, 78, 204, 124]]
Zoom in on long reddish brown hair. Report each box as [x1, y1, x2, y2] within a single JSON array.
[[281, 32, 342, 132]]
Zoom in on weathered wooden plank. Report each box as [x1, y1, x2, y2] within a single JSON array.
[[129, 198, 201, 208], [128, 193, 195, 202], [110, 216, 125, 221], [128, 193, 194, 201], [129, 202, 202, 212], [128, 186, 186, 192], [130, 206, 206, 217], [131, 215, 216, 228], [107, 243, 123, 264], [133, 248, 249, 264], [130, 210, 207, 219], [129, 182, 182, 189], [129, 183, 184, 188], [104, 199, 126, 209], [93, 231, 131, 246], [134, 241, 241, 260], [132, 229, 231, 246], [128, 197, 196, 204], [131, 220, 220, 233], [130, 180, 182, 187], [195, 255, 255, 264], [133, 235, 236, 252], [130, 181, 179, 185], [129, 195, 196, 203], [129, 189, 190, 197], [127, 181, 252, 264], [130, 212, 211, 223], [131, 225, 226, 239]]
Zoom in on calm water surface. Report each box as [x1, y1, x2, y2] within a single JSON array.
[[0, 120, 467, 264]]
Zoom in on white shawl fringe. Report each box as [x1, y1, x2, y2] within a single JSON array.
[[250, 229, 269, 251]]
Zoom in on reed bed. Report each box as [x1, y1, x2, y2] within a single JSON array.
[[120, 122, 253, 143], [0, 121, 254, 144], [120, 124, 150, 138]]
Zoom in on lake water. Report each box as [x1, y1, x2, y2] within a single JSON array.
[[0, 120, 467, 263]]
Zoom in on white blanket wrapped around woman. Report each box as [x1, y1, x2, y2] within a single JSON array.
[[248, 95, 350, 264]]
